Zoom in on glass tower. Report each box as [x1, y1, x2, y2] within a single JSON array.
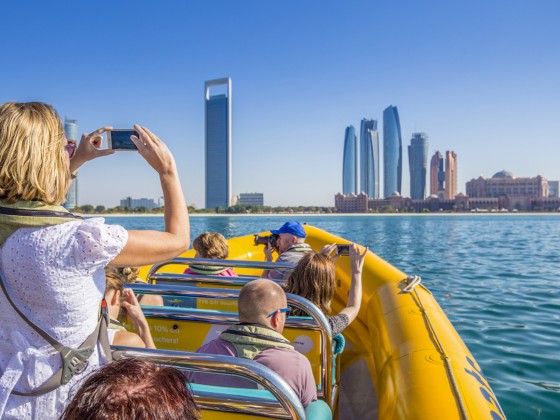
[[430, 151, 445, 197], [359, 119, 380, 198], [383, 105, 402, 198], [63, 118, 78, 210], [205, 78, 232, 209], [408, 133, 429, 199], [342, 126, 358, 195]]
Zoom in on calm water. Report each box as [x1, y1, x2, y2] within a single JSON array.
[[104, 214, 560, 420]]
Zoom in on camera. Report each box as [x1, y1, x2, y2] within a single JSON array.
[[106, 129, 139, 151], [254, 234, 279, 248]]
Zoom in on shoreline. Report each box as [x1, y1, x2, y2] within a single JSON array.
[[81, 212, 560, 218]]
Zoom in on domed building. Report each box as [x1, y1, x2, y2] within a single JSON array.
[[466, 171, 549, 211]]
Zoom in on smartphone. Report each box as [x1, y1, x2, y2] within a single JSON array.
[[336, 244, 350, 256], [107, 129, 139, 151]]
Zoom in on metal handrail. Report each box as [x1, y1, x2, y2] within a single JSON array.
[[152, 273, 261, 287], [147, 257, 295, 279], [126, 282, 334, 403], [110, 346, 306, 419]]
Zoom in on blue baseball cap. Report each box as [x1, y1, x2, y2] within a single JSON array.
[[271, 221, 306, 238]]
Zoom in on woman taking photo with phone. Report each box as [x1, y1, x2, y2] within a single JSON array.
[[0, 102, 190, 418], [285, 243, 367, 336]]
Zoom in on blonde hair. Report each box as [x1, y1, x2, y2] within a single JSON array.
[[286, 252, 336, 315], [0, 102, 70, 204], [105, 267, 139, 323], [105, 266, 139, 294], [193, 232, 229, 259]]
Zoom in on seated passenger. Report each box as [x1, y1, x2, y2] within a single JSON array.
[[285, 244, 367, 336], [262, 221, 312, 280], [105, 267, 156, 348], [61, 358, 200, 420], [184, 232, 238, 276], [189, 279, 317, 408]]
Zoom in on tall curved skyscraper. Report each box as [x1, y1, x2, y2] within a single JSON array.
[[383, 105, 402, 197], [359, 119, 379, 198], [342, 126, 358, 195], [408, 133, 429, 199]]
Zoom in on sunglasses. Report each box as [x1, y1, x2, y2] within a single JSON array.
[[266, 306, 291, 318], [65, 141, 77, 159]]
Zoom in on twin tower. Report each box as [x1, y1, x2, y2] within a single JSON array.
[[342, 106, 457, 200], [343, 105, 403, 199]]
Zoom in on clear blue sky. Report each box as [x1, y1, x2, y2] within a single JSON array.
[[1, 0, 559, 208]]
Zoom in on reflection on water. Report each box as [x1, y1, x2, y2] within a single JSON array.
[[104, 214, 560, 420]]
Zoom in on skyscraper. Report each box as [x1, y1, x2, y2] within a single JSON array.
[[408, 133, 429, 199], [383, 105, 402, 198], [445, 151, 458, 199], [64, 118, 78, 210], [342, 125, 358, 195], [430, 151, 445, 197], [205, 78, 232, 209], [359, 119, 380, 198]]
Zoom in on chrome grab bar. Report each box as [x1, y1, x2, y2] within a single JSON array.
[[111, 346, 306, 419], [152, 273, 261, 287], [126, 283, 333, 401], [147, 257, 295, 278]]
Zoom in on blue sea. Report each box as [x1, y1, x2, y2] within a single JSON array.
[[103, 214, 560, 420]]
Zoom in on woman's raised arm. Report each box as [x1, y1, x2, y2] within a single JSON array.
[[338, 244, 367, 323], [109, 125, 189, 266]]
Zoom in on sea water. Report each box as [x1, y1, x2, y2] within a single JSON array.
[[103, 214, 560, 419]]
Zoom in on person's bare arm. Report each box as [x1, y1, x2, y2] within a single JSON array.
[[120, 288, 156, 349], [110, 125, 189, 266], [338, 244, 367, 323]]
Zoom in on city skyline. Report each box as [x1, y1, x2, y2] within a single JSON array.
[[1, 1, 559, 208]]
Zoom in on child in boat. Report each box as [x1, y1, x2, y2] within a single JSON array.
[[118, 266, 164, 307], [184, 232, 238, 276], [285, 244, 367, 336], [104, 267, 156, 349]]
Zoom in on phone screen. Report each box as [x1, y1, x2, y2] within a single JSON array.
[[337, 244, 350, 256], [109, 130, 138, 150]]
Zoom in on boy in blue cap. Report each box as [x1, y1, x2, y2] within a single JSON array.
[[263, 221, 312, 280]]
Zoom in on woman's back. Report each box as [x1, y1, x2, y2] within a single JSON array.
[[0, 218, 127, 417]]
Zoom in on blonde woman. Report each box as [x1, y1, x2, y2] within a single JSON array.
[[104, 267, 155, 349], [184, 232, 238, 277], [0, 102, 189, 418], [285, 244, 366, 336]]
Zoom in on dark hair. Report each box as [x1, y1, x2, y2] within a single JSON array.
[[61, 358, 200, 420]]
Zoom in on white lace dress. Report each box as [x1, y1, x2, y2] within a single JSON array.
[[0, 218, 127, 419]]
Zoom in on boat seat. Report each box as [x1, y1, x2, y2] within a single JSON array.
[[110, 346, 327, 419], [126, 282, 340, 410]]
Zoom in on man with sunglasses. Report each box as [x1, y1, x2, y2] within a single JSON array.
[[188, 279, 317, 408]]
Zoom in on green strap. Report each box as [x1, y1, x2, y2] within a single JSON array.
[[0, 271, 111, 396]]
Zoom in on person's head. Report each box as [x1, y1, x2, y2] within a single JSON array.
[[192, 232, 229, 259], [270, 222, 306, 254], [61, 358, 200, 420], [238, 279, 289, 333], [286, 251, 336, 315], [104, 267, 139, 320], [0, 102, 71, 204]]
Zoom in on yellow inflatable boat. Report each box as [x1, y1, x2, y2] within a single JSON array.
[[134, 225, 505, 420]]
